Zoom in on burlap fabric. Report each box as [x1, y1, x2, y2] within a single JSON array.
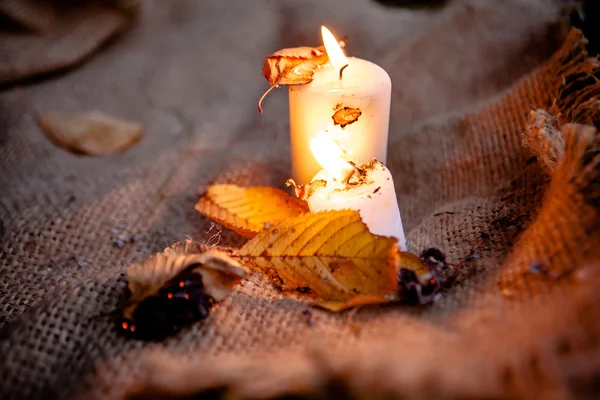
[[0, 0, 139, 86], [2, 0, 600, 398]]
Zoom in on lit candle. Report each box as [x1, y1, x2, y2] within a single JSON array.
[[289, 27, 391, 184], [301, 133, 407, 250]]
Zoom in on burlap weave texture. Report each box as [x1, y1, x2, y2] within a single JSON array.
[[1, 0, 600, 399]]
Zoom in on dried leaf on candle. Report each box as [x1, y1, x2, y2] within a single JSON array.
[[258, 40, 346, 113], [397, 251, 441, 305], [195, 184, 309, 238], [121, 241, 247, 340], [35, 110, 143, 156], [262, 46, 328, 87], [332, 106, 362, 128], [235, 210, 400, 310]]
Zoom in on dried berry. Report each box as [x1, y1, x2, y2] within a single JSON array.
[[397, 252, 440, 305], [419, 247, 450, 272], [120, 267, 212, 340], [120, 245, 246, 340], [397, 267, 439, 305]]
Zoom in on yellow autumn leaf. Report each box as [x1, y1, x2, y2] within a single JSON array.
[[195, 185, 309, 238], [235, 210, 400, 310], [314, 294, 400, 312]]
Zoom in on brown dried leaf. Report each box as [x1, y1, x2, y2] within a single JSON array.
[[258, 40, 345, 113], [332, 107, 362, 128], [36, 110, 142, 156], [262, 46, 329, 87], [126, 245, 246, 308], [195, 184, 309, 238], [235, 210, 400, 311], [122, 241, 247, 339]]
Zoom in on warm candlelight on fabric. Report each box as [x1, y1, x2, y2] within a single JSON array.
[[306, 133, 407, 250], [289, 26, 392, 184]]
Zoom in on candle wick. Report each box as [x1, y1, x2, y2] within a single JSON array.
[[341, 161, 367, 186], [339, 64, 349, 80], [286, 178, 326, 201]]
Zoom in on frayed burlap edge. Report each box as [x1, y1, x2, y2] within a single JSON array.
[[522, 110, 563, 174]]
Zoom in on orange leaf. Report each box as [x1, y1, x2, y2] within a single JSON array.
[[235, 210, 400, 310], [314, 294, 400, 312], [195, 184, 309, 238], [35, 110, 143, 156], [332, 106, 362, 128], [262, 46, 329, 87], [258, 40, 346, 113]]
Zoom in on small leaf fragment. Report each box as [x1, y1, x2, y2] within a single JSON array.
[[332, 106, 361, 128], [35, 110, 143, 156], [314, 294, 400, 312], [195, 184, 309, 238], [235, 210, 400, 310], [286, 178, 327, 202], [397, 251, 440, 304], [121, 241, 247, 340]]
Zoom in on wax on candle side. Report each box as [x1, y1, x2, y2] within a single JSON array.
[[307, 161, 407, 250]]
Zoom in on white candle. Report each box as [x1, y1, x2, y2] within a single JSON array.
[[305, 134, 407, 250], [289, 27, 391, 185]]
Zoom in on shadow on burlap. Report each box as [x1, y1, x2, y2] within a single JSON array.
[[1, 1, 600, 399], [0, 0, 139, 86]]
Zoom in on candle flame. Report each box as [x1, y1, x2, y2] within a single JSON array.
[[310, 131, 352, 180], [321, 26, 348, 70]]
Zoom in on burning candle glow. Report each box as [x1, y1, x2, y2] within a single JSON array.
[[289, 26, 392, 184], [305, 133, 407, 250]]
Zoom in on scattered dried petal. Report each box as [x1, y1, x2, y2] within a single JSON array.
[[35, 110, 143, 156]]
